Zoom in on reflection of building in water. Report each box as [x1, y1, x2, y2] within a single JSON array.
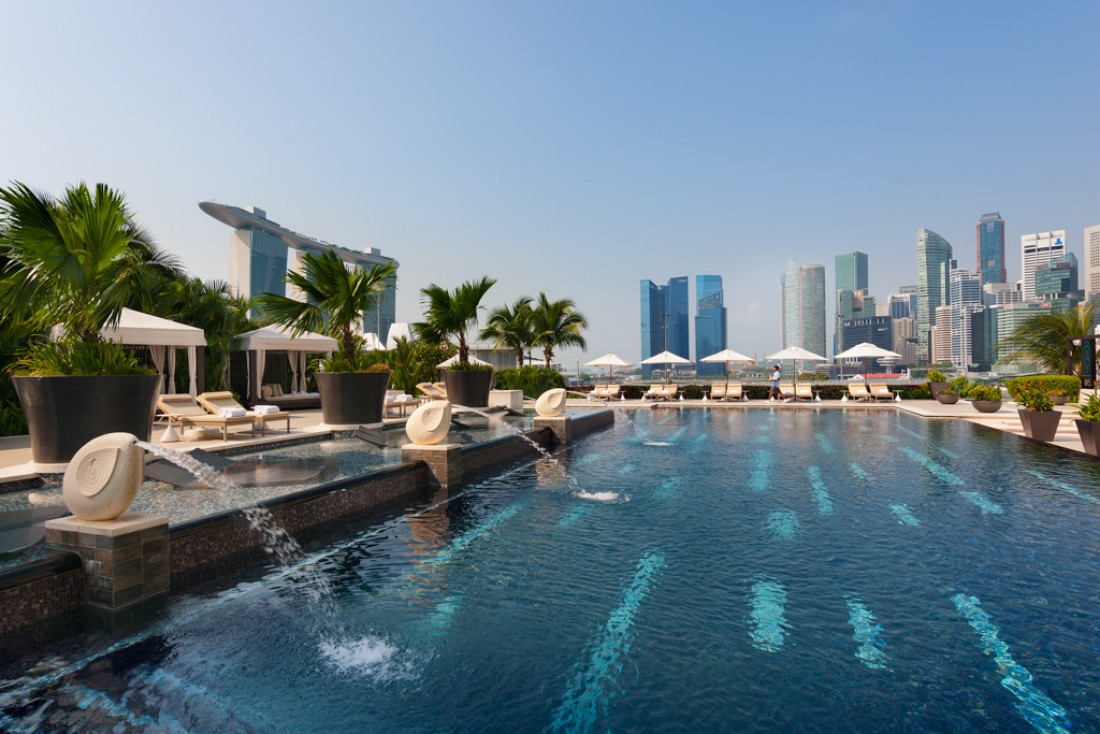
[[408, 488, 452, 554], [536, 456, 570, 488]]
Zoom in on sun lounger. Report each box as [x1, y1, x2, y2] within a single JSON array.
[[260, 384, 321, 410], [157, 394, 255, 441], [196, 392, 291, 435], [658, 384, 679, 400], [590, 385, 620, 401], [847, 383, 873, 402], [385, 390, 420, 416], [795, 383, 815, 401], [417, 382, 448, 401], [642, 385, 664, 401], [727, 383, 746, 401], [710, 384, 728, 400], [778, 383, 795, 401], [868, 383, 895, 402]]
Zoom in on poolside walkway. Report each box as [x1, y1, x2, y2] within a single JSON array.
[[0, 399, 1094, 480]]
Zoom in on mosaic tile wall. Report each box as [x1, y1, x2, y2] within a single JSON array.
[[0, 557, 85, 657]]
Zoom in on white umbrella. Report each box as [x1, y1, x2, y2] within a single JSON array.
[[640, 350, 691, 385], [585, 353, 631, 385], [833, 342, 902, 377], [700, 348, 756, 390], [766, 346, 827, 397], [437, 354, 491, 368]]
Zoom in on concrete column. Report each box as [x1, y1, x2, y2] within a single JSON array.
[[401, 443, 463, 487], [45, 513, 169, 612], [534, 416, 572, 445]]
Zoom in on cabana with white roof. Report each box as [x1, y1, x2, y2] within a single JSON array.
[[100, 308, 206, 396], [231, 325, 337, 406]]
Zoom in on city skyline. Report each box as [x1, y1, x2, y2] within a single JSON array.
[[2, 3, 1098, 367]]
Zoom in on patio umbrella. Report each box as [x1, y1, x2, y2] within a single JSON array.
[[700, 348, 756, 391], [640, 350, 691, 385], [436, 354, 491, 368], [585, 353, 631, 385], [766, 345, 827, 396], [833, 342, 902, 377]]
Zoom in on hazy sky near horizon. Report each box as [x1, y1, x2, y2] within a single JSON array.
[[2, 1, 1098, 369]]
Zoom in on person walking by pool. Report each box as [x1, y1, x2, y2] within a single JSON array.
[[769, 365, 782, 401]]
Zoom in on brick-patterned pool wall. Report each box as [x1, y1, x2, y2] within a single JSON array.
[[568, 409, 615, 439], [461, 429, 552, 480], [0, 553, 85, 658]]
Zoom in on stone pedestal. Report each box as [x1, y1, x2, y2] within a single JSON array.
[[45, 513, 169, 612], [489, 389, 524, 413], [401, 444, 463, 487], [534, 416, 572, 445]]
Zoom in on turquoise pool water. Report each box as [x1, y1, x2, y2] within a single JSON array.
[[2, 408, 1099, 732]]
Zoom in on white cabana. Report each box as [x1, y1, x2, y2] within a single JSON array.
[[232, 325, 338, 401], [100, 308, 206, 396]]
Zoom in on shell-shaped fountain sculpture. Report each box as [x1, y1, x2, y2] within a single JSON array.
[[405, 400, 452, 445], [62, 432, 144, 521], [535, 388, 568, 417]]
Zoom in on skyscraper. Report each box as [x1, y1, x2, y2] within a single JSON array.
[[1021, 230, 1067, 301], [976, 213, 1006, 286], [200, 203, 399, 337], [835, 252, 869, 293], [1084, 224, 1100, 301], [916, 229, 953, 362], [781, 261, 826, 358], [949, 267, 982, 370], [694, 275, 727, 376], [640, 280, 666, 379], [639, 276, 689, 378], [1034, 253, 1080, 300]]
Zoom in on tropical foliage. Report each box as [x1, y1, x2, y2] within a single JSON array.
[[1077, 392, 1100, 422], [480, 297, 533, 366], [162, 278, 255, 390], [374, 337, 456, 393], [416, 277, 496, 365], [1005, 375, 1080, 403], [493, 366, 565, 396], [256, 248, 397, 372], [1003, 301, 1098, 375], [528, 293, 588, 369], [1009, 380, 1054, 412]]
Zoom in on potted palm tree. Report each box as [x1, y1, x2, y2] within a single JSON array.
[[256, 248, 396, 425], [1074, 392, 1100, 457], [1, 182, 181, 464], [529, 293, 588, 369], [416, 277, 496, 407], [1011, 380, 1062, 441]]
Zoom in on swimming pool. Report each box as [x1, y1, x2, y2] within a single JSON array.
[[2, 408, 1099, 732]]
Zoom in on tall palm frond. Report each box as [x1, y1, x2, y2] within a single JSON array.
[[1002, 300, 1098, 374], [416, 276, 497, 364], [529, 293, 588, 368], [480, 296, 533, 366]]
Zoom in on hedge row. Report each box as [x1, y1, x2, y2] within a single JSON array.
[[1004, 375, 1081, 401]]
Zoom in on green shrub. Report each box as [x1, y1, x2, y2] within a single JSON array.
[[1005, 375, 1080, 402], [9, 341, 155, 377], [927, 369, 948, 383], [0, 399, 27, 436], [493, 366, 564, 396], [966, 384, 1002, 402], [1078, 393, 1100, 422], [681, 384, 705, 399], [948, 376, 969, 393]]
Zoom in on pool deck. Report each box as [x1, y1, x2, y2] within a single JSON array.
[[0, 399, 1094, 482]]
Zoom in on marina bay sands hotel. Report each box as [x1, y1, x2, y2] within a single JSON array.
[[199, 202, 398, 341]]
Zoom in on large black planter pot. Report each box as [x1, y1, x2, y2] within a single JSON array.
[[1076, 420, 1100, 456], [12, 374, 161, 465], [935, 393, 960, 405], [316, 371, 390, 425], [1018, 409, 1062, 442], [443, 370, 494, 408], [971, 400, 1002, 413]]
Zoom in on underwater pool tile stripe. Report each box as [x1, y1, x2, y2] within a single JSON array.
[[889, 503, 920, 526], [142, 667, 280, 731], [895, 424, 923, 441], [67, 683, 190, 733], [815, 434, 835, 454], [749, 577, 788, 652], [574, 454, 601, 467], [1025, 469, 1100, 505], [417, 503, 525, 569], [748, 450, 771, 492], [558, 505, 591, 527], [425, 594, 463, 635], [961, 491, 1005, 515], [952, 593, 1071, 734], [618, 463, 637, 475], [849, 462, 869, 481], [548, 549, 667, 734], [765, 509, 800, 539], [807, 466, 834, 515], [845, 597, 888, 670], [654, 477, 682, 500], [883, 435, 900, 444], [900, 446, 964, 486], [687, 434, 709, 455]]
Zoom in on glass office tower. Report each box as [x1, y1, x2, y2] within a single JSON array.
[[976, 213, 1006, 287], [916, 229, 953, 362], [695, 275, 727, 376], [640, 280, 666, 379], [781, 261, 827, 358]]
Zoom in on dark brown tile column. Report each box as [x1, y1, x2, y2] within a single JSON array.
[[401, 444, 463, 487]]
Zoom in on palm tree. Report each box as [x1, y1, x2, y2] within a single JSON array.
[[255, 248, 396, 368], [165, 278, 255, 389], [1003, 300, 1098, 374], [529, 293, 588, 369], [480, 296, 533, 366], [0, 181, 184, 342], [416, 277, 497, 365]]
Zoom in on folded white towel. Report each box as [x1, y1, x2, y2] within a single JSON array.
[[252, 405, 279, 415], [218, 407, 247, 418]]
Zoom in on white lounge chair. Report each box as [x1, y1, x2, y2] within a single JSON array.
[[847, 383, 873, 402], [868, 383, 895, 402], [196, 392, 291, 435]]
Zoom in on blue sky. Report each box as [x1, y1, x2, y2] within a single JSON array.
[[2, 1, 1098, 369]]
